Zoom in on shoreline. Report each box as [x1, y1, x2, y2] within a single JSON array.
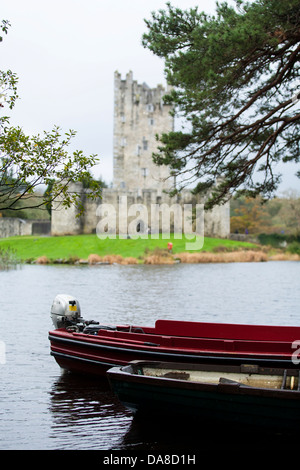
[[32, 250, 300, 266]]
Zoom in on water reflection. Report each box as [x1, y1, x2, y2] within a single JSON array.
[[49, 371, 132, 450]]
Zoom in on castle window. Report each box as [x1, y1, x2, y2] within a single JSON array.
[[121, 137, 126, 147], [141, 168, 148, 178], [147, 104, 154, 112], [136, 145, 141, 156], [142, 137, 148, 150], [149, 118, 154, 126]]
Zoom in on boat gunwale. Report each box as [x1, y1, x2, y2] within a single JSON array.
[[48, 329, 295, 358], [48, 332, 296, 367], [107, 360, 300, 400]]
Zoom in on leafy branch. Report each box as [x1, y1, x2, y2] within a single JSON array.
[[0, 20, 102, 214], [143, 0, 300, 208]]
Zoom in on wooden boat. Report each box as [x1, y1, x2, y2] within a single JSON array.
[[107, 360, 300, 431], [48, 294, 300, 377]]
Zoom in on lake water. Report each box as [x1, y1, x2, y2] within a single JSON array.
[[1, 261, 300, 452]]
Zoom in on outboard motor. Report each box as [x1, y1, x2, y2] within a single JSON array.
[[51, 294, 82, 329]]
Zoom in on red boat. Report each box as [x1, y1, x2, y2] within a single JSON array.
[[49, 294, 300, 377]]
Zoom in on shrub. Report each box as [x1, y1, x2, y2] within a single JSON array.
[[36, 256, 50, 264], [287, 242, 300, 256], [0, 247, 18, 269], [88, 254, 103, 264]]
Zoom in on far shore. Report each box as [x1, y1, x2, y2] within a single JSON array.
[[33, 250, 300, 266]]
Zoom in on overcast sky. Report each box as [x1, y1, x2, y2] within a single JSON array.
[[1, 0, 299, 194]]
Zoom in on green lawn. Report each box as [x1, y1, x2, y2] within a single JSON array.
[[0, 233, 257, 262]]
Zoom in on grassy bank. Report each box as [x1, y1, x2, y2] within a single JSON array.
[[0, 233, 262, 263]]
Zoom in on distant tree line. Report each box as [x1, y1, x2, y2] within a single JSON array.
[[231, 190, 300, 237]]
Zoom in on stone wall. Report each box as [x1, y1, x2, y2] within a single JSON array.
[[0, 218, 51, 238], [51, 184, 230, 238]]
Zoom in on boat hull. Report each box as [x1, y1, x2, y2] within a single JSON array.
[[107, 361, 300, 431], [49, 319, 300, 376]]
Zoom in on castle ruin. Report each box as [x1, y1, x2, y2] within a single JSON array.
[[51, 72, 230, 239], [113, 70, 173, 193]]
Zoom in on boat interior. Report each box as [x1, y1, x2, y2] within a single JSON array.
[[129, 362, 300, 391]]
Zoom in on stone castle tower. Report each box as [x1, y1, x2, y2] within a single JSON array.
[[113, 71, 174, 193], [51, 72, 230, 239]]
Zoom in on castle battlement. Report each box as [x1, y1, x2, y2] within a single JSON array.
[[113, 71, 174, 192]]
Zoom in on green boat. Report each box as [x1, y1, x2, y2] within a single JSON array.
[[107, 360, 300, 432]]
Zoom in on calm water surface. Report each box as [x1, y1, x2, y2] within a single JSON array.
[[1, 261, 300, 451]]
